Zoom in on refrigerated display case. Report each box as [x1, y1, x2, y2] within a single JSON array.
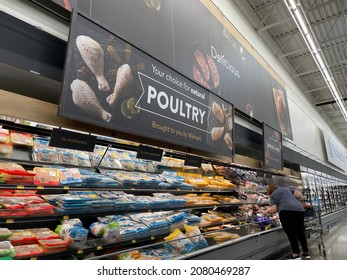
[[0, 117, 290, 260], [301, 167, 347, 231]]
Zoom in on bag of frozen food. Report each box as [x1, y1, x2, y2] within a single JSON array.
[[89, 222, 107, 238], [55, 218, 83, 238], [164, 228, 195, 254], [64, 226, 88, 248], [184, 225, 208, 250], [103, 222, 120, 244]]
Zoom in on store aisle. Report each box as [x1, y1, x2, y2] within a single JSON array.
[[309, 218, 347, 260]]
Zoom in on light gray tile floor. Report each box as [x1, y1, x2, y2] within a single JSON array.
[[309, 218, 347, 260]]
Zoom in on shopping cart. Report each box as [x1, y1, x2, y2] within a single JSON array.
[[304, 205, 326, 257]]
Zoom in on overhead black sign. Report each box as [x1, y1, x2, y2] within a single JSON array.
[[136, 145, 163, 162], [184, 154, 202, 168], [49, 128, 96, 152], [58, 11, 235, 158], [263, 123, 283, 170], [36, 1, 293, 139]]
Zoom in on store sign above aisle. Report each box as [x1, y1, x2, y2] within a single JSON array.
[[58, 11, 234, 158], [184, 154, 202, 168], [34, 0, 293, 140], [323, 131, 347, 171], [136, 145, 163, 162], [263, 123, 283, 170], [49, 128, 96, 152]]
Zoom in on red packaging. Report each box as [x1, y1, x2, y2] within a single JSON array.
[[38, 238, 70, 248], [14, 244, 43, 258], [31, 229, 60, 240], [8, 231, 37, 246]]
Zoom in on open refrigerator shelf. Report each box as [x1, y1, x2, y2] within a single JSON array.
[[0, 118, 287, 260]]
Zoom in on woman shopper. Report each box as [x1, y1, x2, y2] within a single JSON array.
[[262, 185, 310, 260]]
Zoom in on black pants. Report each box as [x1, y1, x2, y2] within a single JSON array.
[[279, 210, 308, 255]]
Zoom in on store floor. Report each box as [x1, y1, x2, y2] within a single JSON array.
[[277, 218, 347, 260], [279, 218, 347, 260], [308, 218, 347, 260]]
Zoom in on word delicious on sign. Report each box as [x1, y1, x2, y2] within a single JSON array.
[[137, 72, 209, 132]]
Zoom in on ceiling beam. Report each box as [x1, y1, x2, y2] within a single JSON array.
[[256, 16, 292, 32], [251, 0, 280, 12], [292, 60, 347, 77], [273, 10, 347, 41], [315, 96, 347, 107], [305, 0, 338, 14], [305, 81, 347, 93], [284, 40, 347, 61]]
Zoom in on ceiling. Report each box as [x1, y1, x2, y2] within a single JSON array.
[[234, 0, 347, 147]]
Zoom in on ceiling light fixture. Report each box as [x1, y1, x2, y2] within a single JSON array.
[[284, 0, 347, 122]]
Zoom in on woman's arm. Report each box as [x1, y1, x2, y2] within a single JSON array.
[[294, 190, 303, 201], [264, 205, 278, 215]]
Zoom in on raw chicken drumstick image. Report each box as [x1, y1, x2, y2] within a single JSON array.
[[76, 35, 110, 92], [71, 79, 112, 122], [106, 63, 133, 108]]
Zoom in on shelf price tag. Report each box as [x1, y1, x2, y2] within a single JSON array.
[[131, 240, 136, 244], [6, 219, 14, 224], [150, 236, 155, 240], [37, 185, 44, 190], [97, 246, 103, 251], [63, 186, 70, 190], [77, 249, 83, 254], [63, 215, 70, 220], [16, 185, 24, 189], [31, 257, 38, 260]]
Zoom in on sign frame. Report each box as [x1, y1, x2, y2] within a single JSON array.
[[263, 122, 283, 170]]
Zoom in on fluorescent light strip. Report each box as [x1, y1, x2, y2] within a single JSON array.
[[288, 0, 297, 9], [322, 68, 331, 80], [306, 33, 318, 53], [315, 53, 325, 69], [285, 0, 347, 122], [294, 9, 308, 34]]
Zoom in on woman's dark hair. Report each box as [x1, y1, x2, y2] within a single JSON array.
[[266, 184, 277, 195]]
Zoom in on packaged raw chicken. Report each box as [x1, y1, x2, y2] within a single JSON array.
[[8, 230, 37, 245], [39, 238, 70, 248], [14, 244, 44, 258], [103, 222, 120, 244], [89, 222, 107, 238], [0, 129, 10, 143], [0, 228, 12, 239], [0, 162, 25, 171], [33, 167, 60, 186], [0, 241, 15, 258], [0, 143, 12, 155], [58, 168, 83, 185], [10, 131, 33, 146], [30, 228, 60, 240], [38, 238, 70, 253]]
